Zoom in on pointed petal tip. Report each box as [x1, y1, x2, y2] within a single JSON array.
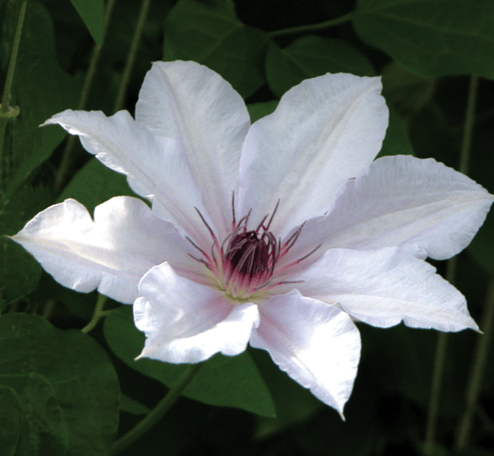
[[470, 320, 482, 335], [41, 109, 75, 127], [135, 344, 158, 361], [134, 350, 148, 361]]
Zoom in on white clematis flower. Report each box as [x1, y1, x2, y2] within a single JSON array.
[[13, 61, 493, 416]]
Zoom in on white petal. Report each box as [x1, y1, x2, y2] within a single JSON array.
[[289, 156, 493, 263], [135, 61, 251, 239], [12, 197, 201, 304], [44, 109, 212, 246], [295, 247, 479, 332], [239, 73, 388, 236], [135, 263, 260, 363], [250, 290, 361, 416]]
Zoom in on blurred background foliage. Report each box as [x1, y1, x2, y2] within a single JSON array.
[[0, 0, 493, 455]]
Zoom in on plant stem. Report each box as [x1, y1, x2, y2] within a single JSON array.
[[424, 331, 448, 455], [112, 363, 204, 454], [54, 0, 117, 192], [0, 0, 27, 114], [113, 0, 152, 113], [458, 76, 479, 175], [81, 294, 108, 333], [455, 279, 494, 449], [0, 0, 28, 198], [423, 75, 479, 455], [268, 12, 353, 38]]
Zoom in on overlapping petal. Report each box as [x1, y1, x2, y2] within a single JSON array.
[[285, 155, 494, 265], [44, 109, 212, 246], [12, 60, 490, 418], [136, 61, 251, 239], [135, 263, 260, 363], [295, 247, 478, 332], [12, 197, 201, 304], [250, 290, 361, 416], [239, 73, 388, 236]]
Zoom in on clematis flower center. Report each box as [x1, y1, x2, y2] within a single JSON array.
[[224, 228, 278, 280], [187, 197, 320, 304]]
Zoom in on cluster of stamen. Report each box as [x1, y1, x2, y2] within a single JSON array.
[[187, 195, 320, 303]]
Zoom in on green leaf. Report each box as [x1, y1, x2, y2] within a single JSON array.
[[382, 62, 436, 120], [0, 314, 119, 456], [104, 306, 276, 417], [247, 100, 278, 123], [0, 374, 68, 456], [0, 238, 41, 305], [0, 386, 20, 456], [378, 104, 415, 157], [0, 184, 53, 304], [69, 0, 105, 46], [120, 393, 151, 415], [1, 0, 80, 204], [57, 158, 134, 213], [164, 0, 268, 98], [354, 0, 494, 78], [266, 35, 375, 97]]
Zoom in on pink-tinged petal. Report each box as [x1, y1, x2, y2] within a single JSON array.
[[44, 109, 212, 247], [288, 156, 493, 263], [134, 263, 260, 363], [11, 197, 201, 304], [250, 290, 361, 416], [239, 73, 388, 236], [135, 61, 251, 239], [295, 248, 479, 332]]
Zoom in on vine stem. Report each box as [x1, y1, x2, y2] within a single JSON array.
[[455, 279, 494, 449], [458, 76, 479, 176], [81, 294, 108, 333], [268, 12, 353, 38], [112, 363, 204, 454], [0, 0, 28, 197], [0, 0, 27, 114], [423, 75, 479, 455], [54, 0, 117, 192], [423, 319, 449, 455], [112, 0, 152, 113]]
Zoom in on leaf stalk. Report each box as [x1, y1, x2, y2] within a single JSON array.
[[81, 294, 109, 333], [269, 12, 353, 38]]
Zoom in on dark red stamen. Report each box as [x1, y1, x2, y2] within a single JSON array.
[[225, 229, 279, 279], [186, 236, 209, 258], [194, 207, 217, 241], [188, 198, 321, 296], [265, 200, 280, 231], [295, 243, 322, 263], [283, 221, 305, 252], [231, 192, 236, 230]]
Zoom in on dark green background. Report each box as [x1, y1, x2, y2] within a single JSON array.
[[1, 0, 493, 455]]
